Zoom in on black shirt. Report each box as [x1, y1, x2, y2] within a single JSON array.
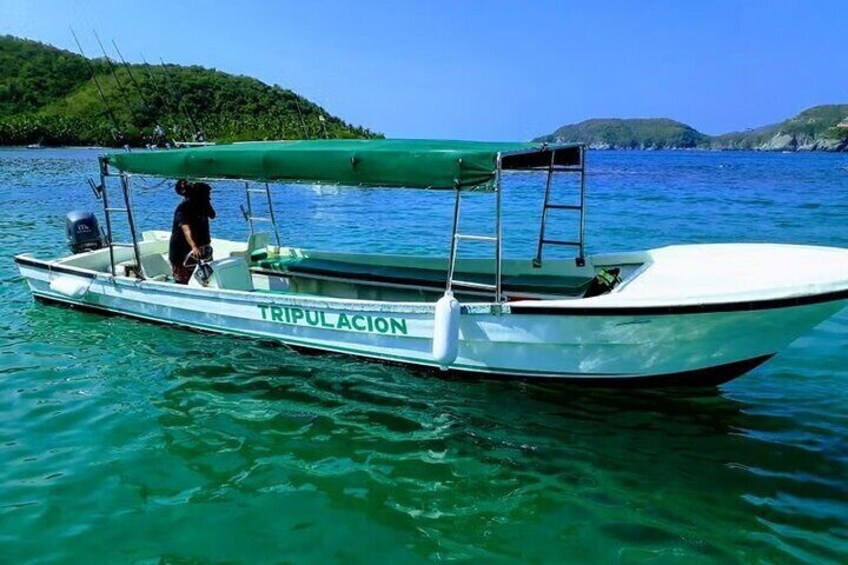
[[169, 199, 213, 264]]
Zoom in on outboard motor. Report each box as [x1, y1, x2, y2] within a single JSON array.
[[66, 210, 104, 254]]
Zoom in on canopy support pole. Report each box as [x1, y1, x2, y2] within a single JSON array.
[[532, 146, 587, 268], [577, 146, 586, 266], [120, 173, 144, 279], [445, 158, 504, 302], [533, 151, 556, 268], [244, 182, 254, 234], [495, 155, 503, 302], [243, 182, 282, 248], [445, 187, 462, 293], [265, 182, 282, 248], [98, 157, 117, 276], [97, 158, 144, 278]]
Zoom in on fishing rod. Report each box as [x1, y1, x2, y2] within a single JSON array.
[[111, 40, 171, 145], [111, 40, 152, 109], [293, 97, 310, 139], [139, 54, 190, 141], [92, 30, 132, 110], [69, 27, 123, 145], [158, 57, 203, 141], [318, 114, 328, 139]]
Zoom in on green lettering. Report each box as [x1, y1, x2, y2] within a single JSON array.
[[319, 312, 334, 328], [258, 304, 270, 320], [389, 318, 408, 335], [283, 307, 292, 323], [290, 308, 305, 323], [305, 310, 320, 326], [351, 315, 367, 331], [374, 317, 389, 333], [336, 313, 352, 330], [270, 306, 284, 322], [366, 316, 374, 332]]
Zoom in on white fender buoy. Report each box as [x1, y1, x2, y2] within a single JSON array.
[[49, 276, 90, 299], [432, 291, 460, 369]]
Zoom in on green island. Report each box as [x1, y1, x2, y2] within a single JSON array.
[[0, 35, 379, 146], [536, 106, 848, 151]]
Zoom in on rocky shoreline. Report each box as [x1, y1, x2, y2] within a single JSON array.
[[538, 105, 848, 152], [585, 134, 848, 152]]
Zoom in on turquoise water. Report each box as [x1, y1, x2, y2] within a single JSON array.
[[1, 148, 847, 563]]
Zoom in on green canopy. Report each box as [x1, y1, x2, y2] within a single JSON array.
[[106, 139, 582, 189]]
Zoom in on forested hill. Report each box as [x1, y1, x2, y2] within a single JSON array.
[[536, 106, 848, 152], [534, 118, 708, 150], [0, 35, 379, 146]]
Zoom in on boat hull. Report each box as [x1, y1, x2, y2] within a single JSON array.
[[17, 258, 846, 385]]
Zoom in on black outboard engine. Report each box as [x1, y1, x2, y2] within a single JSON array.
[[66, 211, 104, 254]]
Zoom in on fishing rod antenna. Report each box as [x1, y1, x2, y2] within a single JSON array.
[[158, 56, 203, 142], [70, 26, 124, 146], [139, 52, 185, 143], [112, 40, 168, 146]]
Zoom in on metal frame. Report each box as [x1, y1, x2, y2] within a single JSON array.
[[242, 181, 282, 248], [97, 143, 587, 302], [445, 159, 504, 301], [97, 157, 116, 276], [532, 146, 587, 268], [98, 157, 144, 277], [444, 145, 586, 303], [120, 173, 144, 276]]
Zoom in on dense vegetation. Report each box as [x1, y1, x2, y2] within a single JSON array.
[[536, 105, 848, 151], [535, 118, 708, 149], [0, 35, 379, 146]]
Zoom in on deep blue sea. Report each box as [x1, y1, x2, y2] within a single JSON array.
[[1, 147, 846, 563]]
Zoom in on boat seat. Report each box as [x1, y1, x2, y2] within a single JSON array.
[[140, 253, 172, 281], [230, 232, 270, 261], [252, 257, 594, 296], [188, 257, 254, 291]]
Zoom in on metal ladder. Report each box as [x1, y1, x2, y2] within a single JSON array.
[[241, 181, 282, 247], [533, 147, 586, 267], [94, 161, 144, 277], [445, 185, 503, 300]]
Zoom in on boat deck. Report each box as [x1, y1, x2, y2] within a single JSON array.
[[48, 232, 636, 302], [252, 256, 594, 298]]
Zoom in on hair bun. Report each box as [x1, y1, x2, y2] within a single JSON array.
[[175, 179, 190, 196]]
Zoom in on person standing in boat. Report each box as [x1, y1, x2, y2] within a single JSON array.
[[169, 179, 216, 284]]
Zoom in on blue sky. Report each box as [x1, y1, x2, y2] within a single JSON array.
[[2, 0, 846, 140]]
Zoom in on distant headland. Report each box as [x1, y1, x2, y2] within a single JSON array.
[[535, 106, 848, 152], [0, 35, 380, 147]]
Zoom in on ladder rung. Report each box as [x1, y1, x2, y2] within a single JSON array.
[[247, 189, 269, 193], [450, 279, 497, 291], [249, 217, 274, 222], [545, 204, 582, 211], [541, 239, 582, 247], [550, 166, 583, 172], [455, 234, 497, 242], [110, 242, 135, 248], [105, 207, 128, 213]]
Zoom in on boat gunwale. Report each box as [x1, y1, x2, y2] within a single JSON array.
[[13, 254, 489, 314], [510, 288, 848, 315], [15, 254, 848, 317]]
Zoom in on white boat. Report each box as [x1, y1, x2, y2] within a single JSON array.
[[14, 140, 848, 385]]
